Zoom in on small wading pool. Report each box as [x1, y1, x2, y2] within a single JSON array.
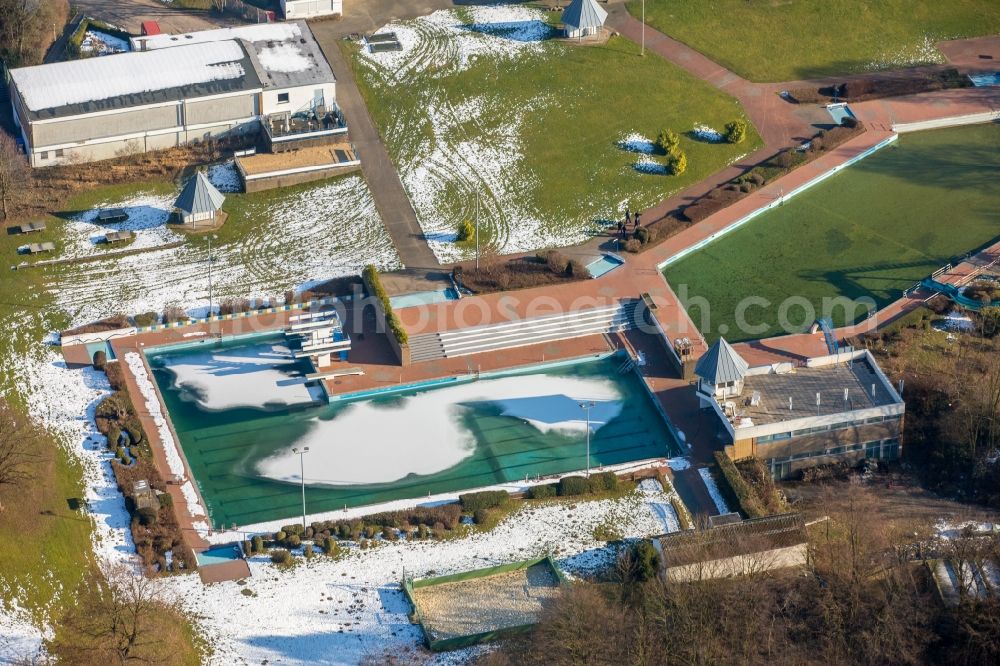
[[390, 288, 459, 309], [586, 254, 625, 278], [969, 72, 1000, 87], [195, 545, 242, 567], [826, 103, 855, 125], [147, 337, 681, 527]]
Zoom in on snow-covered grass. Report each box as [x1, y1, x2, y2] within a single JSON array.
[[60, 192, 179, 259], [351, 6, 759, 262], [79, 29, 130, 56], [691, 124, 725, 143], [52, 175, 400, 328]]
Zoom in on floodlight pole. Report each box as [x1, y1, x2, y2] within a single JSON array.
[[293, 446, 310, 531], [641, 0, 646, 57], [206, 234, 217, 318], [579, 401, 596, 477]]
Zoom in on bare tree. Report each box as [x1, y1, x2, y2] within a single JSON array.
[[49, 562, 180, 665], [0, 399, 40, 511], [0, 133, 30, 220]]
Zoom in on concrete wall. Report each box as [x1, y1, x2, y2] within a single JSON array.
[[282, 0, 342, 19], [241, 163, 360, 192], [184, 94, 257, 126], [262, 83, 336, 117], [32, 104, 180, 147], [663, 544, 808, 582]]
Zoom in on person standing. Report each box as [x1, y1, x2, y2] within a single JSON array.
[[634, 212, 642, 230]]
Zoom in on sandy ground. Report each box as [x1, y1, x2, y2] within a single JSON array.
[[72, 0, 228, 34]]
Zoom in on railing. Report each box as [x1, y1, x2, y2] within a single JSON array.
[[264, 100, 347, 142]]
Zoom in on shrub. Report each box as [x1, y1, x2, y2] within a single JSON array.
[[363, 265, 408, 345], [162, 306, 188, 324], [432, 522, 446, 540], [103, 362, 125, 391], [724, 119, 748, 144], [338, 523, 352, 540], [667, 150, 687, 175], [633, 226, 651, 245], [459, 490, 509, 513], [588, 471, 618, 493], [671, 497, 692, 530], [623, 238, 642, 253], [633, 540, 659, 581], [749, 172, 765, 186], [303, 543, 314, 559], [382, 525, 398, 541], [655, 129, 680, 154], [558, 476, 590, 497], [270, 549, 292, 565], [714, 451, 766, 518], [92, 350, 107, 370], [135, 506, 158, 526], [133, 311, 159, 327], [841, 115, 859, 129], [566, 259, 589, 278], [809, 136, 824, 152], [364, 525, 378, 539], [528, 484, 557, 500], [418, 524, 429, 539], [252, 535, 264, 553], [287, 534, 301, 548], [281, 523, 304, 536], [274, 530, 287, 543], [740, 182, 753, 193], [242, 540, 252, 557], [542, 250, 569, 275], [452, 265, 463, 285], [456, 219, 475, 242], [219, 298, 252, 316]]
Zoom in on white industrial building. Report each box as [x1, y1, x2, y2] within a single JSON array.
[[281, 0, 343, 20], [10, 21, 341, 167]]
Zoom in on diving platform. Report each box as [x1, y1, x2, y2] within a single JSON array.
[[284, 309, 351, 369]]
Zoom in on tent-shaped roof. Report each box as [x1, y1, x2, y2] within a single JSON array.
[[175, 171, 226, 215], [563, 0, 608, 30], [694, 337, 749, 385]]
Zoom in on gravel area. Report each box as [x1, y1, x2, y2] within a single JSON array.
[[413, 562, 561, 641]]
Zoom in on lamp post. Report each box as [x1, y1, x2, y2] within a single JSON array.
[[206, 234, 217, 318], [292, 446, 310, 531], [475, 190, 480, 272], [641, 0, 646, 57], [579, 401, 596, 477]]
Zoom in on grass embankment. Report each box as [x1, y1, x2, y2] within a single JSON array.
[[631, 0, 1000, 81], [663, 123, 1000, 342], [348, 25, 759, 253]]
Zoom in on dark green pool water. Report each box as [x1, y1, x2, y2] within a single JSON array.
[[149, 337, 679, 527]]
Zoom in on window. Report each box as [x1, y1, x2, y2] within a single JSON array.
[[882, 439, 900, 460], [54, 149, 64, 157], [39, 151, 48, 160], [866, 441, 881, 459], [277, 92, 290, 104]]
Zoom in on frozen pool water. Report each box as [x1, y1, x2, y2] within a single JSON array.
[[148, 341, 680, 526], [390, 288, 459, 309], [195, 545, 242, 567]]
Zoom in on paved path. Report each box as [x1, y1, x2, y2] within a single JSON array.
[[316, 38, 439, 269]]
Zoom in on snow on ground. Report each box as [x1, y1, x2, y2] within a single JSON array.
[[634, 154, 667, 175], [125, 352, 186, 479], [79, 29, 130, 56], [359, 7, 599, 263], [638, 479, 682, 533], [61, 192, 179, 259], [207, 160, 242, 193], [691, 124, 725, 142], [698, 467, 731, 515], [618, 132, 656, 154], [934, 519, 997, 540], [172, 483, 679, 665], [51, 175, 400, 328], [933, 310, 976, 332], [0, 600, 47, 664], [866, 34, 947, 71]]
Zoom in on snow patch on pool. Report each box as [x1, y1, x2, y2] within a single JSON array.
[[155, 341, 314, 411], [257, 374, 622, 486]]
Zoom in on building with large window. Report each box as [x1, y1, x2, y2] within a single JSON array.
[[10, 21, 342, 167], [696, 339, 905, 480]]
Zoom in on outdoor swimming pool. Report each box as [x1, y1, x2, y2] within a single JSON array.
[[148, 337, 680, 527], [390, 288, 459, 309], [195, 545, 243, 567], [586, 254, 625, 278], [826, 103, 855, 125], [969, 72, 1000, 87]]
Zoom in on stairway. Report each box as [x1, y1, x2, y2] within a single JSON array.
[[406, 301, 642, 363]]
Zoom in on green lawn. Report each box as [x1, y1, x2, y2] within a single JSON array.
[[348, 9, 760, 260], [662, 123, 1000, 343], [630, 0, 1000, 82]]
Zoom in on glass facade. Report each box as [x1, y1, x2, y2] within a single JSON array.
[[768, 437, 900, 480]]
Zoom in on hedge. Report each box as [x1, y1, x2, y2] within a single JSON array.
[[459, 490, 510, 513], [527, 483, 557, 499], [713, 451, 766, 518], [558, 476, 590, 496], [362, 265, 409, 345]]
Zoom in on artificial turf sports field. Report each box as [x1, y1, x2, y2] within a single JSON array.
[[662, 123, 1000, 343]]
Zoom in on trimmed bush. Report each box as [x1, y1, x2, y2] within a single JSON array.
[[528, 483, 557, 500], [133, 311, 159, 327], [338, 524, 352, 539], [287, 534, 301, 548], [633, 540, 659, 581], [713, 451, 766, 518], [558, 476, 590, 497], [252, 535, 264, 553], [242, 540, 252, 557], [274, 530, 287, 543], [633, 226, 651, 245], [541, 250, 569, 275], [363, 265, 408, 345], [623, 238, 642, 253], [667, 150, 687, 175], [92, 350, 107, 370], [459, 490, 510, 513], [588, 471, 619, 493], [303, 543, 314, 560], [456, 219, 475, 242], [566, 259, 589, 278], [382, 525, 398, 541], [417, 524, 429, 539], [724, 120, 748, 144], [270, 549, 292, 565], [655, 128, 680, 154], [281, 523, 304, 536]]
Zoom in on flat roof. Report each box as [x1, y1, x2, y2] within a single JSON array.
[[11, 40, 262, 121], [725, 357, 900, 427], [658, 514, 807, 568], [135, 21, 335, 91], [236, 143, 357, 175]]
